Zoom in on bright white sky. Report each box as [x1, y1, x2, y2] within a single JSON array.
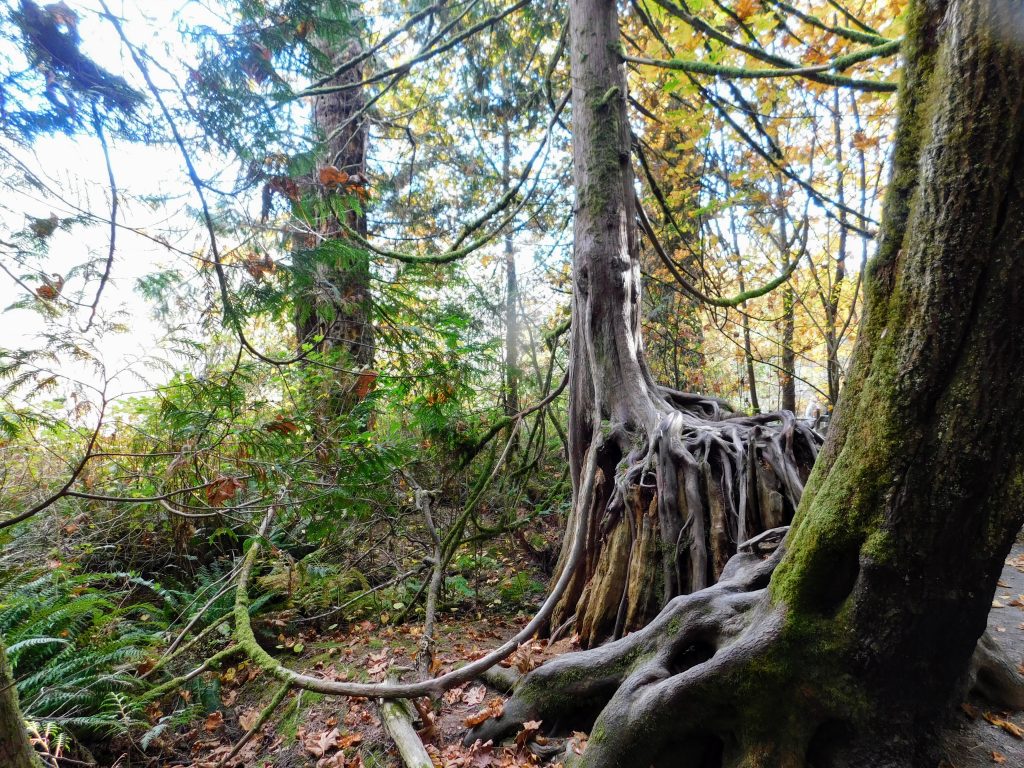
[[0, 1, 232, 402], [0, 0, 563, 410]]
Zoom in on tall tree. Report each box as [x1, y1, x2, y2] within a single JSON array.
[[293, 6, 374, 418], [470, 0, 1024, 762], [545, 0, 819, 647]]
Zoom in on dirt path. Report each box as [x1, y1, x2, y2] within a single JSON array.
[[940, 536, 1024, 767]]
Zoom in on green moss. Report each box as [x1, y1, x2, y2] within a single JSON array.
[[591, 86, 620, 109]]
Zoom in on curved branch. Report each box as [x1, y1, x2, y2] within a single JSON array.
[[624, 39, 899, 92], [637, 199, 800, 308], [232, 425, 600, 700]]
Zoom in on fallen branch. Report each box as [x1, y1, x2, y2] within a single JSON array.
[[230, 423, 597, 699], [378, 686, 434, 768], [218, 682, 291, 766]]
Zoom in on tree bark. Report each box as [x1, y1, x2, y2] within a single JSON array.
[[738, 269, 760, 414], [502, 122, 521, 420], [294, 15, 374, 415], [546, 0, 818, 648], [0, 640, 40, 768], [774, 176, 797, 415], [470, 0, 1024, 763]]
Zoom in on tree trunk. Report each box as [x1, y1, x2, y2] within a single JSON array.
[[502, 123, 521, 420], [470, 0, 1024, 763], [774, 175, 797, 415], [738, 270, 760, 414], [0, 641, 40, 768], [826, 88, 849, 408], [546, 0, 818, 648], [294, 15, 374, 417]]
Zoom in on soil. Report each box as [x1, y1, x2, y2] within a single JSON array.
[[151, 538, 1024, 768]]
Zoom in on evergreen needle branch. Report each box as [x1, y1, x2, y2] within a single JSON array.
[[99, 1, 313, 369], [302, 1, 449, 91], [450, 90, 569, 250], [83, 104, 116, 334], [343, 91, 568, 265], [0, 394, 107, 530], [296, 0, 530, 98], [460, 370, 568, 467]]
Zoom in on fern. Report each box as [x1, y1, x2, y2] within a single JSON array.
[[0, 566, 161, 735]]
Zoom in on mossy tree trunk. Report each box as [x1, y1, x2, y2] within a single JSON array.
[[471, 0, 1024, 763], [546, 0, 819, 648], [0, 640, 40, 768]]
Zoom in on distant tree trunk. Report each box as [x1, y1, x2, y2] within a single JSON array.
[[825, 87, 849, 407], [501, 122, 520, 419], [737, 270, 760, 414], [0, 642, 39, 768], [775, 176, 796, 414], [545, 0, 818, 647], [780, 284, 796, 412], [471, 0, 1024, 762], [294, 17, 373, 418]]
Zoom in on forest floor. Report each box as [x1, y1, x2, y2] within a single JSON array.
[[148, 538, 1024, 768], [939, 535, 1024, 768]]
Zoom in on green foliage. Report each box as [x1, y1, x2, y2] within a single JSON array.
[[497, 572, 545, 604], [257, 550, 369, 612], [0, 566, 161, 734], [3, 1, 148, 138]]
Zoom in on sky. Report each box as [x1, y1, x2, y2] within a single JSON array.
[[0, 0, 565, 412]]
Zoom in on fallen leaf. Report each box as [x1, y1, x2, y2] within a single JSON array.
[[339, 732, 363, 749], [204, 711, 224, 731], [514, 719, 542, 748], [464, 697, 505, 728], [443, 684, 466, 705], [983, 712, 1024, 739], [238, 707, 260, 731], [302, 727, 344, 757], [992, 751, 1006, 764], [463, 685, 487, 706]]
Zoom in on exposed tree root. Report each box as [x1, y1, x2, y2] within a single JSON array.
[[553, 394, 820, 647], [470, 537, 1024, 767], [968, 630, 1024, 710]]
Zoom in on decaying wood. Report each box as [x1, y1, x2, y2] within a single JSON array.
[[378, 688, 433, 768]]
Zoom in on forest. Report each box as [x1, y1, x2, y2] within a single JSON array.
[[1, 0, 1023, 766]]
